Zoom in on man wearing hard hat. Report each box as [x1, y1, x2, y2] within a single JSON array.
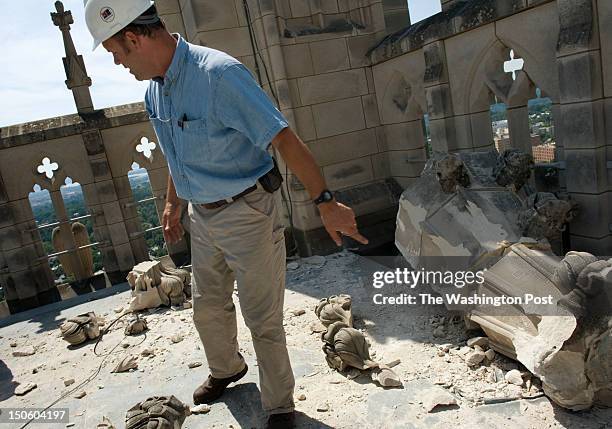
[[84, 1, 368, 427]]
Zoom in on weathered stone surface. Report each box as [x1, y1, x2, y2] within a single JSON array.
[[298, 69, 368, 105], [312, 97, 366, 138], [310, 38, 349, 74]]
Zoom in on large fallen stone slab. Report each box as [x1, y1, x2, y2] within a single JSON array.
[[395, 150, 610, 410]]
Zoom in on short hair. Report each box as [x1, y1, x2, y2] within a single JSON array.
[[115, 5, 165, 39]]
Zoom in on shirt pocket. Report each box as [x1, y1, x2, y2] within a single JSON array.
[[179, 118, 209, 164]]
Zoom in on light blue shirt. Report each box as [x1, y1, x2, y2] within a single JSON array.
[[144, 35, 288, 204]]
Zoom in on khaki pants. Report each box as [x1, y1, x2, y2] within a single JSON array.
[[188, 186, 295, 414]]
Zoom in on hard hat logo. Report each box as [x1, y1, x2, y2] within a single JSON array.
[[100, 7, 115, 23], [85, 0, 153, 50]]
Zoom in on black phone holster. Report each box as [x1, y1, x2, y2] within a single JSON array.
[[258, 157, 283, 193]]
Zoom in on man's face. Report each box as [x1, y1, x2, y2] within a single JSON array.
[[102, 34, 150, 81]]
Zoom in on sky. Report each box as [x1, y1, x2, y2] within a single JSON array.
[[0, 0, 441, 128]]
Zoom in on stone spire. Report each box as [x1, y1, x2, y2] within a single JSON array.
[[51, 1, 94, 115]]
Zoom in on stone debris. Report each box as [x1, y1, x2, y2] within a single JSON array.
[[189, 404, 211, 415], [125, 396, 189, 429], [316, 403, 329, 412], [465, 350, 486, 367], [371, 366, 403, 387], [287, 262, 299, 270], [316, 294, 402, 388], [297, 393, 307, 401], [126, 260, 191, 312], [467, 337, 488, 348], [15, 382, 37, 396], [485, 349, 496, 360], [505, 369, 524, 386], [385, 359, 401, 368], [183, 301, 192, 309], [315, 295, 353, 327], [114, 307, 124, 314], [188, 362, 202, 369], [171, 334, 184, 344], [96, 416, 116, 429], [291, 309, 306, 316], [396, 150, 612, 410], [141, 348, 155, 357], [112, 355, 138, 373], [124, 317, 148, 336], [64, 378, 75, 387], [12, 345, 36, 357], [60, 312, 100, 345], [9, 341, 17, 347], [421, 385, 458, 412], [74, 391, 87, 399]]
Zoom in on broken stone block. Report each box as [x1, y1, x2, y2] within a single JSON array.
[[467, 337, 488, 348], [421, 385, 458, 412], [60, 312, 100, 345], [124, 317, 148, 336], [141, 348, 155, 357], [465, 350, 486, 366], [315, 295, 353, 327], [396, 150, 568, 276], [12, 345, 36, 357], [505, 369, 524, 386], [96, 416, 116, 429], [371, 366, 403, 387], [74, 391, 87, 399], [64, 378, 75, 387], [112, 355, 138, 373], [485, 349, 496, 360], [396, 150, 612, 411], [190, 404, 210, 415], [316, 403, 329, 412], [15, 382, 37, 396], [127, 260, 191, 312], [125, 396, 189, 429]]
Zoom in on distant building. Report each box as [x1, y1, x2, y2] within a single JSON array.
[[532, 143, 556, 163]]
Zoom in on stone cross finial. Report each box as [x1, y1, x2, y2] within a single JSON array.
[[51, 1, 94, 115], [503, 49, 524, 81]]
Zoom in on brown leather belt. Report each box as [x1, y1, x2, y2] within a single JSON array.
[[201, 184, 257, 209]]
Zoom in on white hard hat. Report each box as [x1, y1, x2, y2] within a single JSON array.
[[84, 0, 154, 50]]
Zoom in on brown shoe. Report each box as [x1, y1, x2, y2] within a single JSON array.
[[266, 412, 295, 429], [193, 364, 248, 405]]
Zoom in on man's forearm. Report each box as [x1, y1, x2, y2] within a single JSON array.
[[272, 127, 327, 199], [166, 173, 180, 205]]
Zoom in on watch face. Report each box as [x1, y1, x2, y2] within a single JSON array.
[[316, 190, 333, 205]]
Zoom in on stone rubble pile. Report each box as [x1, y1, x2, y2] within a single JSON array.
[[315, 294, 402, 388]]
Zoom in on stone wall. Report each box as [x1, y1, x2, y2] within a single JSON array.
[[369, 0, 611, 255], [157, 0, 416, 255], [0, 105, 190, 314]]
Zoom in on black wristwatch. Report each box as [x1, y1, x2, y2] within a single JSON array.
[[314, 189, 334, 205]]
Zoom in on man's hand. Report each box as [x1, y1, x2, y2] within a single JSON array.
[[318, 201, 368, 247], [162, 202, 184, 245]]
